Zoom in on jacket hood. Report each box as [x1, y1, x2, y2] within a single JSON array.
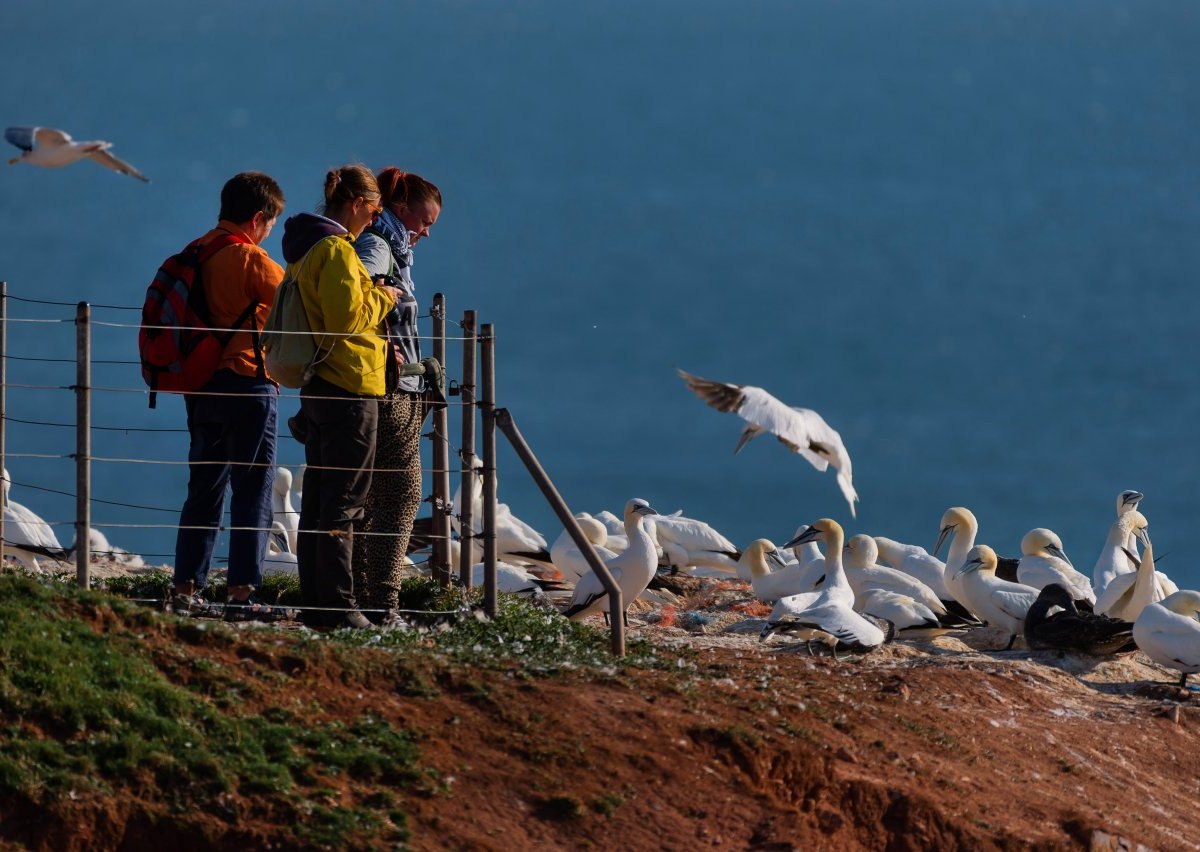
[[281, 212, 347, 264]]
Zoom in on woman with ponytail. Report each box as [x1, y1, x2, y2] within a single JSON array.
[[280, 164, 400, 629], [352, 168, 442, 625]]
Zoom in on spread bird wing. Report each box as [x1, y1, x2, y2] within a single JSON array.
[[35, 127, 73, 147], [87, 148, 149, 182]]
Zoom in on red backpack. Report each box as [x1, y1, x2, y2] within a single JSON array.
[[138, 231, 259, 408]]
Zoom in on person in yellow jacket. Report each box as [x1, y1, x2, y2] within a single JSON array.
[[280, 164, 400, 629]]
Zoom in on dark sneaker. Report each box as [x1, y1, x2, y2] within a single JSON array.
[[340, 608, 373, 630], [223, 595, 291, 623], [171, 592, 217, 618]]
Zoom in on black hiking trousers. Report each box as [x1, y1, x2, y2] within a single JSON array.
[[296, 375, 378, 628]]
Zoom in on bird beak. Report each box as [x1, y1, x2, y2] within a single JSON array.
[[1122, 491, 1144, 508], [634, 505, 658, 517], [767, 549, 788, 569], [1135, 527, 1152, 550], [955, 559, 981, 578], [783, 526, 821, 549], [933, 525, 953, 558], [1046, 544, 1073, 567]]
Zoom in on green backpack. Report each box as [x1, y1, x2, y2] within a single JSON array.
[[261, 242, 327, 388]]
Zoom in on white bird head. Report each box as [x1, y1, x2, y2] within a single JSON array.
[[274, 466, 293, 494], [1119, 510, 1151, 548], [741, 538, 786, 576], [623, 498, 658, 520], [844, 534, 879, 567], [934, 506, 977, 557], [1020, 528, 1072, 565], [784, 518, 843, 551], [1117, 490, 1143, 514], [1159, 590, 1200, 620], [957, 544, 998, 577]]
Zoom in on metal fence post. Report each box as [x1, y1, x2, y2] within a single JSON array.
[[458, 310, 477, 587], [430, 293, 451, 585], [480, 323, 497, 617], [75, 302, 90, 590], [0, 283, 6, 555], [494, 409, 626, 657]]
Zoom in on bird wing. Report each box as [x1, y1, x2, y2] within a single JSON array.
[[35, 127, 73, 146], [737, 390, 828, 470], [1095, 573, 1135, 616], [677, 369, 745, 413], [654, 515, 737, 554], [86, 148, 149, 182], [802, 600, 886, 649], [990, 585, 1038, 620]]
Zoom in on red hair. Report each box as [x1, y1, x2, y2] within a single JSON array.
[[376, 167, 442, 210]]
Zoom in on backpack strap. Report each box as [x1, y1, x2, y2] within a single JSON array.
[[202, 230, 263, 376]]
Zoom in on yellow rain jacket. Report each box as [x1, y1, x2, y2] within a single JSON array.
[[289, 233, 393, 396]]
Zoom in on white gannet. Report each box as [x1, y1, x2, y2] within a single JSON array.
[[1116, 489, 1143, 558], [1, 469, 69, 571], [955, 544, 1041, 650], [933, 506, 980, 610], [677, 370, 859, 517], [561, 498, 659, 623], [742, 538, 821, 603], [5, 126, 149, 182], [843, 534, 964, 625], [760, 519, 890, 655], [873, 535, 978, 624], [652, 510, 741, 575], [1132, 590, 1200, 688], [272, 467, 300, 554], [1016, 528, 1095, 607], [1093, 510, 1146, 597], [263, 522, 299, 576], [451, 458, 551, 567], [856, 588, 940, 631], [1095, 525, 1173, 622], [71, 527, 145, 568], [549, 515, 618, 583]]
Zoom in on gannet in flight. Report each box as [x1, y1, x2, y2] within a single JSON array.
[[6, 126, 149, 182], [677, 369, 859, 517]]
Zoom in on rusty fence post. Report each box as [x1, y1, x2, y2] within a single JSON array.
[[458, 310, 477, 587], [479, 323, 497, 617], [75, 301, 91, 590], [430, 293, 451, 585]]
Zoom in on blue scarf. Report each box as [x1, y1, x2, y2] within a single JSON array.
[[367, 208, 413, 270]]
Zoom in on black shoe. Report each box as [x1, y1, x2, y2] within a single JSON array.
[[287, 414, 309, 444], [223, 595, 291, 623], [171, 592, 217, 618]]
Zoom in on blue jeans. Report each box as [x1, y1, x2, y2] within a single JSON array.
[[174, 369, 277, 590]]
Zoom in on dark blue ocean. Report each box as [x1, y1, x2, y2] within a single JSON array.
[[2, 0, 1198, 588]]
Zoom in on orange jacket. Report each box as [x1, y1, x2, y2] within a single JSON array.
[[196, 220, 284, 379]]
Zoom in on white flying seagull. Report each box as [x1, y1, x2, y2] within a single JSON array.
[[677, 369, 859, 517], [5, 126, 149, 182]]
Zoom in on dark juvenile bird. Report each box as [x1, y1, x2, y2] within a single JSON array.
[[1024, 583, 1136, 655]]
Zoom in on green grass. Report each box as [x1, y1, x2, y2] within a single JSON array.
[[0, 570, 679, 847], [0, 573, 415, 847]]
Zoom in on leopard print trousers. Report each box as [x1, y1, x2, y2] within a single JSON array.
[[353, 390, 424, 611]]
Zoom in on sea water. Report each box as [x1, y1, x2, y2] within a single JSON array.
[[1, 0, 1198, 588]]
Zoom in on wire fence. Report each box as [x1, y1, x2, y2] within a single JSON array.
[[0, 289, 488, 598]]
